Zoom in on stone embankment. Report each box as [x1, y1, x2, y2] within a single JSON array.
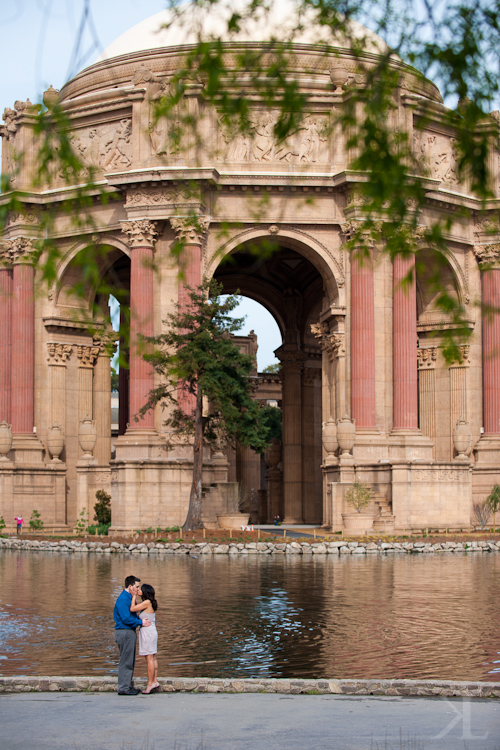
[[1, 537, 500, 555], [0, 675, 499, 698]]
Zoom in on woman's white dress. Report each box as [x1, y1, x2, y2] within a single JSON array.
[[139, 610, 158, 655]]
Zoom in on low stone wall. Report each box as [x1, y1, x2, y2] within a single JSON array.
[[1, 537, 500, 556], [0, 675, 498, 697]]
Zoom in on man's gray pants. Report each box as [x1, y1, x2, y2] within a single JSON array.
[[114, 629, 137, 692]]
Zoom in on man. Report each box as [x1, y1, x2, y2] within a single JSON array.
[[114, 575, 151, 695]]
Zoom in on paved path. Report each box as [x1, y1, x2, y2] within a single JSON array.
[[1, 692, 498, 749]]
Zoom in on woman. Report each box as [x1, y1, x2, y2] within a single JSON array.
[[130, 583, 159, 694]]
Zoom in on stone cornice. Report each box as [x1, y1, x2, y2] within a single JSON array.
[[170, 216, 210, 245], [121, 219, 158, 248]]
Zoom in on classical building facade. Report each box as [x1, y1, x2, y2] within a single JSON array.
[[1, 8, 499, 532]]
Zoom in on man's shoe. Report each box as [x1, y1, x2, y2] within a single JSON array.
[[118, 688, 141, 695]]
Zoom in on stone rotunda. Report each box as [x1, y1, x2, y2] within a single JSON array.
[[1, 3, 499, 533]]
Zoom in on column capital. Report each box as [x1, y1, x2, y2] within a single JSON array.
[[417, 346, 438, 370], [311, 323, 345, 361], [77, 345, 100, 369], [47, 342, 72, 365], [2, 236, 36, 264], [170, 216, 210, 245], [121, 219, 158, 248], [473, 243, 500, 269], [341, 219, 382, 246]]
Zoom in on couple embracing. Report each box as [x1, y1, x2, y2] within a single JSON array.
[[114, 575, 159, 695]]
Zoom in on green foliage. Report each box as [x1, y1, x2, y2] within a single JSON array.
[[486, 484, 500, 514], [259, 405, 282, 444], [344, 481, 373, 513], [96, 523, 110, 536], [164, 526, 180, 533], [262, 363, 281, 374], [146, 527, 154, 534], [111, 368, 119, 393], [0, 516, 5, 533], [94, 490, 111, 526], [74, 508, 88, 536], [141, 279, 270, 454], [29, 509, 44, 534]]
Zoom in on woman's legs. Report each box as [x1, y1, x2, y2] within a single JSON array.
[[144, 655, 155, 692], [153, 656, 158, 687]]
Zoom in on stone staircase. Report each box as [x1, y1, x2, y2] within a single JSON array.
[[372, 493, 395, 534]]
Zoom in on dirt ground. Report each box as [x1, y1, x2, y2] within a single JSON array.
[[8, 528, 500, 545]]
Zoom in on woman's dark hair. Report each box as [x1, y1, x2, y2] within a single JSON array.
[[141, 583, 158, 611]]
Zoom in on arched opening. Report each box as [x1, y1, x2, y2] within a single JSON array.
[[416, 248, 468, 460], [213, 239, 333, 523]]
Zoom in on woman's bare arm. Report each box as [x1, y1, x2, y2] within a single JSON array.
[[130, 595, 150, 613]]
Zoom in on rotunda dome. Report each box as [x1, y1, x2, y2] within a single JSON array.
[[97, 0, 391, 62]]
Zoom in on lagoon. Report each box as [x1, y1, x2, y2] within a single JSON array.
[[0, 550, 499, 682]]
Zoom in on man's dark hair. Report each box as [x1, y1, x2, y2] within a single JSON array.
[[124, 575, 140, 589]]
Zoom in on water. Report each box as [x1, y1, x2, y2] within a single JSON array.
[[0, 550, 499, 681]]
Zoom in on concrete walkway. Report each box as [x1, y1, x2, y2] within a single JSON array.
[[1, 692, 499, 749]]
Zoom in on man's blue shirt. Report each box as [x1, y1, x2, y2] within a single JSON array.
[[114, 590, 143, 630]]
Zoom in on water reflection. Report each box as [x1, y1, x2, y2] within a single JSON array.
[[0, 551, 498, 681]]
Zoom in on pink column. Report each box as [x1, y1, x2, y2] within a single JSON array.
[[482, 268, 500, 434], [11, 262, 34, 434], [350, 249, 376, 428], [0, 266, 12, 422], [393, 254, 418, 430], [122, 220, 157, 430]]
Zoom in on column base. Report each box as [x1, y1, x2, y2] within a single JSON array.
[[388, 429, 434, 461], [473, 434, 500, 466], [114, 428, 163, 461], [12, 434, 45, 465]]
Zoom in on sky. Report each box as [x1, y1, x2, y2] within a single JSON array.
[[0, 0, 282, 369]]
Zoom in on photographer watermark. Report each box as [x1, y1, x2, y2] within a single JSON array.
[[433, 698, 489, 741]]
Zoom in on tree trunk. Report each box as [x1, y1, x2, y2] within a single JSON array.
[[183, 390, 204, 531]]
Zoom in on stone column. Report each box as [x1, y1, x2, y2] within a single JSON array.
[[77, 345, 99, 422], [417, 346, 437, 455], [121, 219, 158, 429], [347, 229, 376, 428], [10, 239, 35, 435], [449, 345, 470, 457], [481, 266, 500, 434], [170, 217, 210, 414], [0, 253, 12, 423], [302, 366, 322, 523], [93, 335, 114, 465], [276, 346, 305, 523], [393, 254, 418, 430], [47, 343, 72, 431]]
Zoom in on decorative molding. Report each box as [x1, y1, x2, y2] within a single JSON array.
[[46, 343, 72, 365], [170, 216, 210, 244], [417, 347, 437, 369], [449, 344, 470, 367], [76, 345, 100, 368], [413, 469, 468, 482], [125, 186, 199, 208], [5, 211, 39, 230], [121, 219, 158, 248]]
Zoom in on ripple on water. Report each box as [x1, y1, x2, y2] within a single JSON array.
[[0, 550, 498, 680]]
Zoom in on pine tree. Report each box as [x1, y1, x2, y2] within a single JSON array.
[[140, 280, 270, 531]]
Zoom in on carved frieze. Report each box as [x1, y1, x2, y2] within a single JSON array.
[[217, 111, 329, 164], [170, 216, 210, 244], [121, 219, 158, 248], [417, 347, 437, 369], [70, 119, 132, 172], [413, 469, 468, 481], [47, 343, 72, 365], [413, 131, 460, 185], [77, 345, 100, 368], [125, 186, 198, 208]]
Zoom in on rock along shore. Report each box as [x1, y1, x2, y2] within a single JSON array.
[[1, 536, 500, 556], [0, 675, 499, 698]]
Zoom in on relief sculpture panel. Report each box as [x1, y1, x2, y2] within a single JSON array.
[[413, 130, 460, 185], [218, 111, 329, 164], [70, 119, 132, 172]]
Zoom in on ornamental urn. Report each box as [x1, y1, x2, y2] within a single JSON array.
[[337, 414, 356, 455], [265, 438, 282, 469], [79, 416, 97, 457], [452, 417, 472, 459], [0, 420, 12, 460], [47, 424, 64, 462], [322, 417, 338, 460]]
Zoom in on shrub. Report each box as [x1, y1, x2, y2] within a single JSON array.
[[74, 508, 88, 536], [0, 516, 5, 533], [146, 526, 154, 534], [29, 509, 44, 533], [345, 481, 372, 513], [86, 525, 97, 535], [96, 523, 110, 535], [94, 490, 111, 525], [473, 500, 491, 530]]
